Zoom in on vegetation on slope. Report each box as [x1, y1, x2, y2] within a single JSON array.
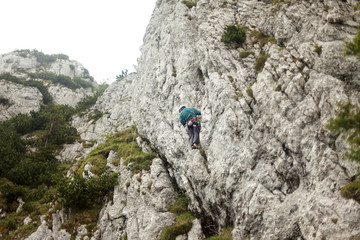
[[327, 30, 360, 203], [160, 193, 195, 240], [345, 27, 360, 58], [0, 114, 156, 238], [29, 71, 94, 90], [221, 25, 247, 46], [0, 77, 111, 238], [15, 49, 69, 64], [327, 102, 360, 202], [0, 73, 53, 104]]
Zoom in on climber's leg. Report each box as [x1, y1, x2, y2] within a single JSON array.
[[192, 124, 201, 148], [188, 125, 195, 148]]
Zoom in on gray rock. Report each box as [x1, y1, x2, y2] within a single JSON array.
[[0, 79, 42, 121], [48, 84, 93, 107], [24, 217, 32, 225], [97, 158, 176, 240], [130, 0, 360, 239]]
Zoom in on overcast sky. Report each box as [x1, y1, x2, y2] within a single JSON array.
[[0, 0, 157, 83]]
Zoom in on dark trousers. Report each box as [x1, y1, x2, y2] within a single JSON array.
[[188, 123, 201, 147]]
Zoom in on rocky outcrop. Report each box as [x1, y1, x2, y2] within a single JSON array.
[[0, 50, 95, 121], [97, 157, 175, 240], [72, 73, 136, 141], [0, 51, 90, 79], [0, 79, 42, 121], [130, 0, 360, 239], [18, 0, 360, 239]]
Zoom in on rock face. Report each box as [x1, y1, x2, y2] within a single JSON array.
[[97, 157, 175, 240], [72, 73, 136, 141], [19, 0, 360, 239], [0, 79, 42, 121], [130, 0, 360, 239]]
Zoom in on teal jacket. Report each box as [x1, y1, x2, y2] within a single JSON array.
[[179, 107, 201, 127]]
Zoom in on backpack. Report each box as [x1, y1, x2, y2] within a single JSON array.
[[184, 109, 201, 127]]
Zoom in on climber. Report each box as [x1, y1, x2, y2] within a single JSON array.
[[178, 105, 202, 149]]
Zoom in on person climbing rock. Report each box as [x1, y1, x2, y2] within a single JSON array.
[[178, 105, 202, 149]]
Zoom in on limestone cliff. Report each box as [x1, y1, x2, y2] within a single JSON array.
[[130, 0, 360, 239], [6, 0, 360, 239]]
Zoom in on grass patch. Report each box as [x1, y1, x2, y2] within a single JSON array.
[[160, 193, 194, 240], [250, 31, 276, 48], [254, 54, 270, 73], [160, 212, 195, 240], [239, 50, 255, 59], [78, 128, 156, 175], [340, 180, 360, 202], [314, 44, 322, 56], [206, 227, 233, 240], [169, 193, 189, 215], [246, 88, 254, 98], [60, 204, 102, 236]]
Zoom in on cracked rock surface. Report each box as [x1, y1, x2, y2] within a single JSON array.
[[130, 0, 360, 239]]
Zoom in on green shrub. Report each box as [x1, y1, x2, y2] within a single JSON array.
[[22, 202, 36, 213], [254, 54, 270, 72], [345, 28, 360, 58], [89, 111, 104, 121], [73, 76, 93, 89], [7, 147, 58, 186], [6, 219, 17, 231], [340, 180, 360, 202], [28, 80, 53, 104], [116, 69, 128, 81], [25, 186, 47, 202], [0, 123, 26, 178], [28, 104, 78, 146], [326, 102, 360, 162], [326, 102, 360, 203], [0, 183, 26, 203], [15, 49, 69, 65], [182, 0, 197, 8], [0, 98, 9, 105], [239, 50, 255, 58], [221, 25, 247, 46], [57, 171, 118, 209], [29, 72, 94, 90], [0, 104, 78, 186]]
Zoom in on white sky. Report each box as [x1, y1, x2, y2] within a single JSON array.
[[0, 0, 157, 83]]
